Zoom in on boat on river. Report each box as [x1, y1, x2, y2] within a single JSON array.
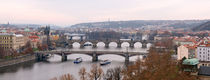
[[73, 57, 82, 64], [100, 60, 111, 65], [84, 43, 92, 46]]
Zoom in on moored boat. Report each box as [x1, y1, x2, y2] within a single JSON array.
[[100, 60, 111, 65], [73, 57, 82, 64], [84, 43, 92, 46]]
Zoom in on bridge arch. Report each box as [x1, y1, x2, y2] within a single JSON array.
[[84, 41, 93, 44], [134, 42, 142, 48], [98, 54, 125, 61], [129, 55, 143, 61], [147, 43, 152, 48], [109, 42, 117, 48], [96, 42, 105, 47], [44, 54, 63, 62], [67, 53, 93, 61], [121, 42, 130, 48], [72, 42, 80, 48]]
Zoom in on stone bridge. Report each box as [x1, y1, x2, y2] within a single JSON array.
[[67, 39, 154, 49], [35, 50, 148, 63]]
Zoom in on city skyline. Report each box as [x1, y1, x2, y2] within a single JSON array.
[[0, 0, 210, 26]]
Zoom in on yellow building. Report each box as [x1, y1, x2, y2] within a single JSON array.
[[0, 33, 26, 50]]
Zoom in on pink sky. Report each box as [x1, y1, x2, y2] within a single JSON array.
[[0, 0, 210, 26]]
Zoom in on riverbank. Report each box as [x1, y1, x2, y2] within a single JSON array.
[[0, 54, 36, 68]]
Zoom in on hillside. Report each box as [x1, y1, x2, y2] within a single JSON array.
[[192, 21, 210, 31], [70, 20, 208, 29]]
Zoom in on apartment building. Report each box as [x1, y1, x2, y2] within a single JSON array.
[[0, 33, 26, 50], [197, 44, 210, 61]]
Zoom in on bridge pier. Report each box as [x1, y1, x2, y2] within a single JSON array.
[[92, 43, 97, 48], [125, 53, 129, 65], [69, 36, 73, 40], [36, 53, 47, 61], [92, 53, 98, 62], [69, 44, 73, 48], [61, 53, 67, 61], [129, 42, 134, 48], [80, 36, 84, 41], [142, 43, 147, 48], [117, 41, 121, 48], [80, 42, 85, 48], [105, 43, 109, 48], [129, 39, 135, 48]]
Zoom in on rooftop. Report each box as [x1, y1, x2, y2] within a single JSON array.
[[198, 66, 210, 76], [0, 33, 14, 36], [182, 58, 199, 65]]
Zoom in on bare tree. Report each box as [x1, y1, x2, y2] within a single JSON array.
[[88, 64, 103, 80], [122, 47, 197, 80], [105, 67, 122, 80], [60, 74, 75, 80], [79, 67, 87, 80], [0, 47, 6, 58], [51, 73, 75, 80]]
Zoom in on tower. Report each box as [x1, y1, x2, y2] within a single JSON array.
[[44, 26, 51, 49]]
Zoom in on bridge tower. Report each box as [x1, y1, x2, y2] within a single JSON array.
[[44, 26, 51, 50]]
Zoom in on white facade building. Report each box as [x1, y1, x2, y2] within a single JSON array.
[[177, 45, 189, 60], [197, 45, 210, 61]]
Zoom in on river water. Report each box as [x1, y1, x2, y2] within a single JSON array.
[[0, 42, 151, 80]]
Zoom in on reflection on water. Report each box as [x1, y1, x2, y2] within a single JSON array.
[[0, 43, 149, 80]]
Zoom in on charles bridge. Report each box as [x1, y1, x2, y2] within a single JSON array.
[[35, 49, 149, 64]]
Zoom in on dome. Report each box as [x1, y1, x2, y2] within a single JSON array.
[[24, 28, 30, 32]]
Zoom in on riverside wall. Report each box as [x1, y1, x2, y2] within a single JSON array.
[[0, 54, 36, 68]]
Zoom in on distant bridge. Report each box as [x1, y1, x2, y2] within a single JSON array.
[[66, 39, 155, 49]]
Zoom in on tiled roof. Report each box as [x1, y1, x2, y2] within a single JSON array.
[[198, 66, 210, 76]]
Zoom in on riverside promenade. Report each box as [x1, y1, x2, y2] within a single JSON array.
[[0, 54, 35, 68]]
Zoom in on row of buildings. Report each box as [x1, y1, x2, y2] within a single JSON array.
[[176, 36, 210, 67], [0, 26, 60, 52]]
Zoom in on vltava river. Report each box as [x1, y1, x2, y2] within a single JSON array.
[[0, 42, 151, 80]]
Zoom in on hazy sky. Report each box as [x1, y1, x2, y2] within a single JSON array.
[[0, 0, 210, 26]]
